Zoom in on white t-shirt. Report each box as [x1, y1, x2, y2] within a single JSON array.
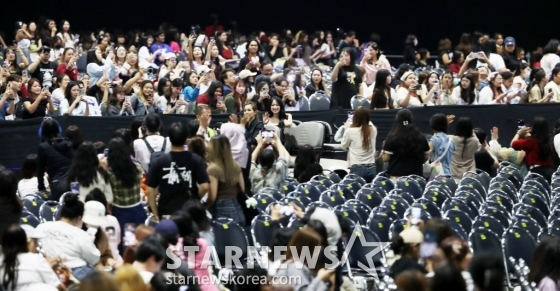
[[18, 177, 49, 198], [83, 96, 102, 116], [36, 221, 100, 269], [138, 46, 157, 69], [488, 53, 505, 72], [341, 122, 377, 166], [478, 86, 496, 104], [50, 88, 64, 108], [103, 215, 123, 266], [544, 81, 560, 102], [133, 135, 172, 173], [157, 96, 186, 114], [59, 98, 88, 116], [394, 87, 423, 108], [451, 86, 479, 105], [0, 253, 60, 291], [541, 54, 560, 77]]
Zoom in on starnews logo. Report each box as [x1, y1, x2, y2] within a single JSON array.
[[167, 225, 390, 280]]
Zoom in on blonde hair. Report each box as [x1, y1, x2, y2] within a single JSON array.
[[115, 264, 149, 291], [207, 135, 240, 185]]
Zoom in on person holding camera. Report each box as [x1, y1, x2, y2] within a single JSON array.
[[395, 71, 429, 108], [22, 77, 55, 119], [0, 78, 18, 120], [59, 81, 90, 116]]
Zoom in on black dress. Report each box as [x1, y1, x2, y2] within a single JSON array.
[[331, 65, 361, 109]]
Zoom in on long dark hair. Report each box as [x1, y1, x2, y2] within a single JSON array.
[[528, 237, 560, 284], [107, 137, 139, 188], [64, 125, 84, 150], [266, 96, 287, 120], [171, 211, 200, 249], [63, 81, 80, 103], [455, 117, 473, 158], [352, 106, 373, 150], [1, 225, 28, 291], [529, 70, 546, 97], [294, 145, 316, 181], [385, 109, 426, 158], [459, 74, 476, 104], [39, 118, 62, 142], [372, 69, 393, 109], [206, 81, 223, 109], [67, 141, 108, 187], [531, 117, 552, 161]]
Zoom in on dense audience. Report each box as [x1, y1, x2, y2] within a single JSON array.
[[3, 16, 560, 291]]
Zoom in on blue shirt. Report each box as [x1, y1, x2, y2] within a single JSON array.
[[0, 96, 12, 120], [182, 86, 200, 103], [430, 132, 456, 176], [150, 43, 172, 66]]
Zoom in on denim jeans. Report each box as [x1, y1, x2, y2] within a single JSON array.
[[112, 204, 148, 254], [350, 164, 376, 183], [71, 265, 96, 281], [211, 198, 246, 226]]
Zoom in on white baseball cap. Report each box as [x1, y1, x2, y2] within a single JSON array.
[[82, 201, 106, 227], [239, 69, 257, 80], [21, 224, 46, 239]]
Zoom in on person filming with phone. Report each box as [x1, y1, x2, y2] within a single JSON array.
[[395, 71, 429, 108], [22, 77, 55, 119], [100, 85, 134, 116], [250, 130, 290, 193], [59, 81, 89, 116], [0, 76, 21, 120]]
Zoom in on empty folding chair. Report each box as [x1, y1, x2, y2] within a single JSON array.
[[367, 212, 394, 243], [525, 172, 551, 194], [320, 190, 347, 208], [298, 96, 310, 111], [258, 188, 284, 201], [444, 209, 473, 234], [344, 226, 385, 278], [480, 205, 511, 229], [475, 169, 492, 189], [520, 193, 550, 218], [403, 206, 432, 224], [522, 181, 550, 203], [251, 215, 279, 249], [516, 204, 547, 229], [434, 175, 458, 193], [356, 188, 384, 210], [309, 91, 331, 110], [380, 198, 408, 218], [473, 215, 506, 237], [387, 189, 415, 206], [253, 194, 277, 213], [388, 219, 408, 240], [422, 189, 448, 208], [395, 178, 423, 200], [22, 196, 44, 219], [306, 201, 333, 213], [343, 173, 367, 186], [39, 201, 61, 223], [280, 180, 299, 195], [442, 198, 475, 220], [212, 218, 249, 269], [307, 180, 328, 194], [282, 194, 311, 208], [350, 95, 371, 110], [459, 177, 487, 200], [406, 175, 427, 192], [503, 227, 537, 270], [334, 205, 362, 226], [413, 198, 442, 219], [446, 219, 468, 240], [330, 184, 355, 201], [469, 227, 503, 257], [454, 193, 480, 218], [294, 183, 322, 202], [344, 200, 371, 225], [372, 176, 394, 194], [487, 193, 514, 214], [425, 180, 454, 197], [20, 211, 40, 228], [512, 217, 541, 242], [309, 174, 335, 188]]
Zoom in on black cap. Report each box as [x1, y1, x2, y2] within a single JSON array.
[[39, 46, 51, 53]]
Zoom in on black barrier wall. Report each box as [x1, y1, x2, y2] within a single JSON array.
[[1, 104, 558, 169]]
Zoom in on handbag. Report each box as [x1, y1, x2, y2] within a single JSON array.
[[425, 137, 453, 181], [236, 184, 258, 227]]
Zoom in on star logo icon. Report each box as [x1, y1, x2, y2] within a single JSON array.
[[340, 224, 391, 279]]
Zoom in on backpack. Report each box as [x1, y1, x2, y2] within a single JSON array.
[[142, 137, 167, 169]]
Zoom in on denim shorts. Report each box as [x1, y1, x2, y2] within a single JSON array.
[[350, 164, 376, 183], [211, 198, 246, 226]]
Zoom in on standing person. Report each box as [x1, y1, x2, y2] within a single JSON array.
[[473, 128, 499, 177], [511, 117, 555, 182], [66, 142, 113, 203], [330, 47, 362, 109], [429, 113, 456, 176], [133, 113, 171, 174], [146, 122, 210, 220], [341, 106, 377, 182], [450, 117, 480, 181], [0, 167, 23, 242]]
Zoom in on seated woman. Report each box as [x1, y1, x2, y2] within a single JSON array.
[[293, 145, 323, 183], [263, 96, 293, 128], [37, 194, 101, 281], [270, 77, 298, 110], [305, 68, 329, 97], [56, 47, 78, 81], [451, 73, 478, 105], [18, 154, 49, 197], [394, 71, 430, 108], [224, 80, 248, 113], [196, 81, 226, 114], [22, 78, 54, 119], [50, 74, 70, 108], [478, 72, 510, 104], [0, 225, 63, 291], [101, 85, 134, 116], [342, 106, 377, 182], [59, 81, 90, 116], [131, 80, 162, 115], [250, 132, 290, 193], [252, 81, 272, 112], [181, 71, 204, 103], [370, 69, 395, 110], [157, 79, 189, 114], [382, 109, 430, 181]]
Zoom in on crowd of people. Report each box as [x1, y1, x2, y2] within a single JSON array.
[[2, 16, 560, 291]]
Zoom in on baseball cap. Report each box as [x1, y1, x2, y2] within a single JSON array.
[[164, 52, 176, 60], [21, 224, 46, 239], [39, 46, 51, 53], [399, 228, 424, 244], [82, 201, 106, 227], [505, 37, 516, 46], [196, 65, 210, 75], [154, 219, 179, 238], [239, 69, 257, 80]]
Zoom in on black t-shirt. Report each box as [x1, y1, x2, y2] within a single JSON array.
[[384, 137, 430, 177], [30, 61, 57, 87], [265, 45, 283, 62], [475, 150, 496, 177], [146, 151, 209, 216], [502, 53, 521, 72], [331, 66, 361, 109], [22, 97, 48, 119]]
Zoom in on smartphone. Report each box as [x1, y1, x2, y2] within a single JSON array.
[[517, 119, 525, 130], [42, 85, 49, 91], [471, 52, 479, 58], [347, 111, 354, 122], [103, 148, 108, 157], [125, 96, 131, 102], [262, 130, 274, 142], [420, 229, 438, 258], [180, 93, 185, 100], [217, 96, 224, 102], [70, 182, 80, 195], [123, 223, 136, 246]]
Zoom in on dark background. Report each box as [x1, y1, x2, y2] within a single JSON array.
[[3, 0, 560, 54]]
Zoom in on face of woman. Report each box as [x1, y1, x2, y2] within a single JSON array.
[[260, 84, 269, 95], [29, 22, 36, 31], [219, 32, 227, 43], [443, 74, 452, 84], [6, 50, 15, 60], [312, 71, 322, 84], [61, 76, 70, 88], [478, 67, 489, 78], [458, 53, 465, 64], [82, 76, 90, 87], [244, 104, 255, 118], [326, 34, 333, 42], [236, 82, 246, 94], [128, 54, 138, 65], [523, 67, 530, 77], [143, 83, 154, 96], [493, 75, 503, 87], [320, 31, 325, 39], [70, 85, 79, 98], [341, 52, 350, 65], [277, 81, 287, 95], [48, 21, 55, 29], [193, 47, 202, 58], [189, 74, 199, 85], [503, 77, 513, 88], [211, 46, 219, 57], [101, 37, 109, 46], [303, 35, 309, 43], [147, 37, 153, 47], [63, 21, 70, 31], [429, 74, 438, 84], [518, 50, 525, 60], [249, 41, 258, 53], [406, 75, 417, 86], [64, 50, 74, 62], [31, 82, 41, 94], [496, 35, 504, 45], [386, 75, 392, 84], [117, 92, 125, 102], [117, 47, 126, 58], [369, 47, 378, 58], [461, 78, 471, 89], [95, 49, 103, 61], [270, 100, 281, 114], [214, 88, 223, 98]]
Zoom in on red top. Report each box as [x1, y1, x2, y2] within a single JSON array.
[[221, 47, 233, 59], [449, 63, 461, 74], [205, 25, 224, 37], [512, 137, 553, 166], [56, 64, 78, 81], [196, 93, 209, 105]]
